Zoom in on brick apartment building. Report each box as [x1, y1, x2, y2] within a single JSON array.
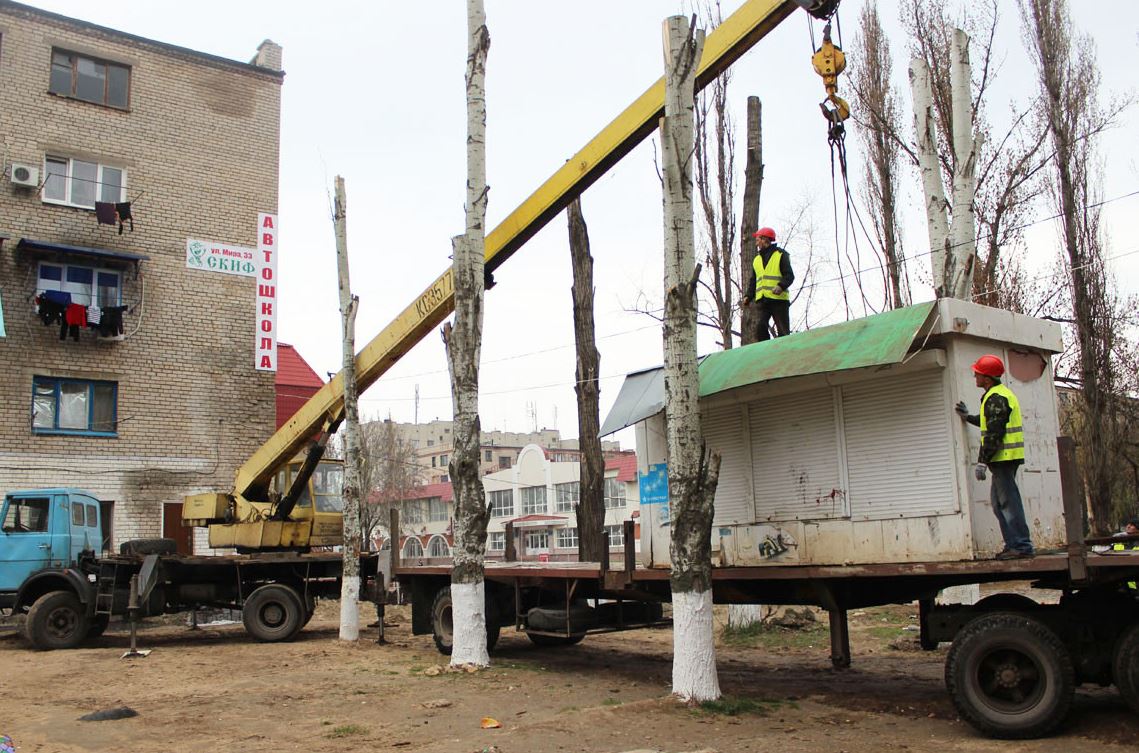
[[0, 1, 283, 552]]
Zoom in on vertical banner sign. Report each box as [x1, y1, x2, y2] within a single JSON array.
[[255, 213, 278, 371]]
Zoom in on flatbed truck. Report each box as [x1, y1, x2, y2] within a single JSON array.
[[393, 510, 1139, 739]]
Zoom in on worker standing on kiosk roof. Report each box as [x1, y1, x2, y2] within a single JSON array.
[[743, 227, 794, 341], [955, 355, 1034, 560]]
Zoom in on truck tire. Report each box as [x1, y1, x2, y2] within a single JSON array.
[[527, 631, 584, 647], [945, 612, 1074, 739], [526, 603, 597, 633], [25, 590, 90, 650], [430, 587, 500, 656], [1112, 622, 1139, 714], [242, 584, 304, 642], [119, 538, 177, 556]]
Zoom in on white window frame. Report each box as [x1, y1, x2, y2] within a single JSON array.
[[604, 477, 627, 509], [521, 486, 547, 515], [427, 535, 450, 558], [488, 489, 513, 518], [42, 155, 127, 210], [525, 530, 550, 551], [554, 481, 579, 513], [487, 531, 505, 551], [556, 527, 579, 549], [38, 261, 122, 308], [402, 537, 424, 557], [427, 498, 449, 523], [604, 524, 624, 547]]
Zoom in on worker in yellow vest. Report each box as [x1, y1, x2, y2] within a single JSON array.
[[742, 226, 795, 341], [955, 354, 1034, 560]]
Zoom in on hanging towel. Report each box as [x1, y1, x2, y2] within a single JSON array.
[[42, 289, 72, 307], [115, 202, 134, 234], [95, 202, 117, 225], [86, 305, 102, 327]]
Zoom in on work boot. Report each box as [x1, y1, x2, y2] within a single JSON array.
[[995, 549, 1032, 560]]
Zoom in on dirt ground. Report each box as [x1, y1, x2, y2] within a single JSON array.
[[1, 592, 1137, 753]]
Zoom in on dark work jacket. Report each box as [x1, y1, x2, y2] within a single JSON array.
[[744, 244, 795, 301]]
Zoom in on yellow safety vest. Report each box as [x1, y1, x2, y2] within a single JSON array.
[[980, 383, 1024, 463], [753, 249, 789, 301], [1112, 542, 1138, 590]]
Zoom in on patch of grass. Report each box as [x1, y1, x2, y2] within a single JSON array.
[[325, 724, 368, 739], [866, 626, 905, 640], [408, 665, 427, 674], [602, 697, 623, 706], [719, 621, 827, 649], [558, 706, 580, 714], [694, 696, 783, 717]]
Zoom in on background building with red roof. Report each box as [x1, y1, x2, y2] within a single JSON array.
[[275, 343, 324, 429]]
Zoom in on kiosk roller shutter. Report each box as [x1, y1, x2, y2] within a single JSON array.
[[749, 387, 843, 521], [842, 370, 957, 519], [702, 404, 752, 525]]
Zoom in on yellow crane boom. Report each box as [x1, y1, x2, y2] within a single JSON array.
[[192, 0, 840, 548]]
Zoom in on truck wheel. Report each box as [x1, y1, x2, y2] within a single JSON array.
[[1112, 623, 1139, 714], [242, 585, 304, 642], [430, 587, 500, 655], [527, 632, 584, 647], [25, 591, 90, 650], [945, 612, 1074, 739], [119, 538, 178, 556]]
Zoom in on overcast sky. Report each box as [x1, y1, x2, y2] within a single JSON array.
[[28, 1, 1139, 447]]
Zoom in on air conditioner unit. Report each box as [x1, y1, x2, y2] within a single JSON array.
[[10, 163, 40, 188]]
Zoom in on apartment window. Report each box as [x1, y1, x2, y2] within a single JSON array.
[[604, 524, 625, 548], [521, 486, 547, 515], [525, 531, 550, 551], [554, 481, 579, 513], [556, 527, 579, 549], [431, 456, 436, 468], [43, 156, 125, 209], [401, 500, 424, 525], [39, 262, 121, 307], [604, 477, 627, 509], [498, 456, 511, 469], [487, 531, 505, 551], [484, 450, 493, 462], [439, 454, 449, 467], [402, 537, 423, 557], [427, 498, 449, 523], [32, 377, 117, 436], [49, 49, 130, 108], [427, 439, 434, 447], [488, 489, 513, 517], [427, 536, 450, 558]]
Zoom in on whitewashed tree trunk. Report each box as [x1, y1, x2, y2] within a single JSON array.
[[661, 15, 721, 703], [908, 57, 950, 296], [946, 29, 979, 300], [728, 603, 764, 629], [445, 0, 491, 667], [334, 176, 362, 641]]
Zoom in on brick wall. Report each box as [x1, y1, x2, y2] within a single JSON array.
[[0, 3, 283, 551]]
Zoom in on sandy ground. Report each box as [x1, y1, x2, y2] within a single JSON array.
[[1, 598, 1136, 753]]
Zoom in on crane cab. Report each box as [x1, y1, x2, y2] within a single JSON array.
[[270, 459, 345, 546]]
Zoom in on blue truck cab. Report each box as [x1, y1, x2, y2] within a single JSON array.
[[1, 489, 104, 646]]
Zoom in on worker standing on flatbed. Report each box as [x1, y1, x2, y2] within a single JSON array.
[[956, 355, 1034, 560], [743, 227, 795, 341]]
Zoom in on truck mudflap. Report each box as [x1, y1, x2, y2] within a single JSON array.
[[15, 567, 93, 612]]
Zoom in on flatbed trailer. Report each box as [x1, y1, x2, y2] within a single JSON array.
[[393, 533, 1139, 738]]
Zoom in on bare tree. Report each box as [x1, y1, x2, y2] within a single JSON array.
[[693, 1, 737, 350], [567, 197, 605, 562], [443, 0, 492, 666], [738, 96, 763, 345], [1021, 0, 1130, 533], [359, 419, 423, 548], [661, 14, 722, 703], [333, 176, 362, 641], [851, 1, 908, 309]]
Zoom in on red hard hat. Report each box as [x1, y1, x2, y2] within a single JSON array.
[[971, 354, 1005, 378], [753, 227, 776, 241]]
